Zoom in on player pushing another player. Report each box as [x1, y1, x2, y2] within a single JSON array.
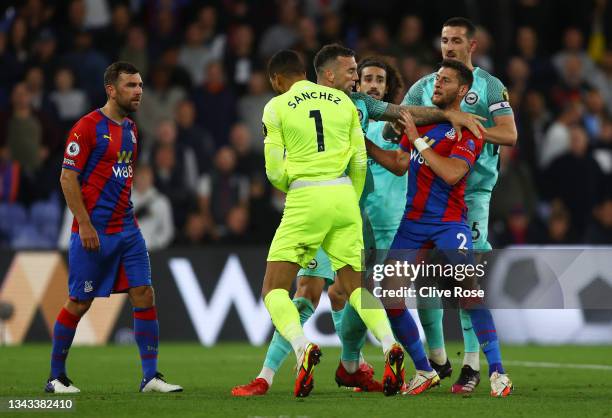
[[45, 62, 182, 394], [260, 50, 406, 397]]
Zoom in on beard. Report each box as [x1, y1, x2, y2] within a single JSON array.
[[117, 97, 139, 115]]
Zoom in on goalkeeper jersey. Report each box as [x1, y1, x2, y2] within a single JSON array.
[[262, 80, 365, 190]]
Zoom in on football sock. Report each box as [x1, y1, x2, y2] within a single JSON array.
[[341, 360, 359, 374], [386, 308, 433, 372], [347, 288, 395, 353], [264, 289, 308, 357], [459, 308, 481, 370], [262, 297, 314, 374], [466, 307, 504, 376], [133, 306, 159, 380], [463, 352, 480, 371], [339, 304, 367, 362], [417, 307, 446, 354], [430, 347, 447, 365], [331, 305, 346, 338], [257, 366, 275, 386], [50, 308, 81, 378]]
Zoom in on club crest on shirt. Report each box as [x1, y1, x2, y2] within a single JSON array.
[[445, 128, 457, 140], [66, 141, 80, 156], [464, 91, 479, 105], [307, 258, 318, 269], [130, 130, 137, 143]]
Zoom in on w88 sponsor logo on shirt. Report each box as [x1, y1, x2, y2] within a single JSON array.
[[112, 151, 134, 178]]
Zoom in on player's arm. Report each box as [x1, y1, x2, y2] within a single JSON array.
[[379, 79, 485, 141], [482, 80, 517, 146], [482, 114, 517, 146], [62, 121, 99, 251], [262, 102, 289, 192], [400, 110, 472, 186], [364, 140, 409, 176], [347, 107, 367, 198], [60, 169, 99, 251]]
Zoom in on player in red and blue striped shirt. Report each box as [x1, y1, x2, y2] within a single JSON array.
[[46, 62, 182, 395], [366, 59, 512, 397]]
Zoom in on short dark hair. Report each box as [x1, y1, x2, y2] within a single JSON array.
[[104, 61, 139, 86], [267, 50, 305, 78], [442, 17, 476, 39], [314, 44, 355, 75], [357, 56, 405, 104], [439, 59, 473, 89]]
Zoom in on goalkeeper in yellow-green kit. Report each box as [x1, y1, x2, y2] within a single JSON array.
[[261, 49, 405, 398]]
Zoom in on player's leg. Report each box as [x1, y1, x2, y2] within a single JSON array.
[[264, 186, 330, 397], [336, 217, 374, 375], [415, 249, 452, 379], [449, 193, 493, 393], [381, 221, 440, 395], [329, 282, 382, 392], [45, 231, 117, 394], [435, 223, 512, 397], [259, 249, 331, 383], [261, 277, 322, 379], [232, 270, 325, 396], [122, 228, 182, 393], [46, 297, 93, 393], [323, 185, 403, 396]]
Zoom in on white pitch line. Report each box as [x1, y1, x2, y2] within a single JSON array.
[[503, 360, 612, 371]]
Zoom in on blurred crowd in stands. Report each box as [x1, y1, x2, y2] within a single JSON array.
[[0, 0, 611, 249]]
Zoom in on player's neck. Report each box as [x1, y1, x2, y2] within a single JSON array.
[[282, 75, 306, 92], [100, 102, 127, 125]]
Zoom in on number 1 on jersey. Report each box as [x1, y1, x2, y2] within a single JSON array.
[[309, 110, 325, 152]]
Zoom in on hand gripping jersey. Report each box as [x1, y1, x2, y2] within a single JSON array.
[[399, 123, 483, 223], [402, 67, 512, 193]]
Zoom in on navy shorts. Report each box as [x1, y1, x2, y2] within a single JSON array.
[[68, 227, 152, 300], [388, 218, 474, 265]]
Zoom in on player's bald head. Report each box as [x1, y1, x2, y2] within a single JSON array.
[[314, 44, 356, 75], [267, 50, 306, 79]]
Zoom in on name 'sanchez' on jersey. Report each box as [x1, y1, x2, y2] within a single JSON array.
[[287, 90, 343, 109]]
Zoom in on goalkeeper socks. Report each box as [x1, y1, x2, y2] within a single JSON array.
[[264, 289, 308, 357], [339, 303, 368, 362], [417, 307, 445, 353], [466, 307, 505, 376], [386, 308, 432, 372], [459, 308, 480, 370], [133, 306, 159, 380], [347, 288, 395, 353], [50, 308, 81, 378], [262, 297, 315, 373]]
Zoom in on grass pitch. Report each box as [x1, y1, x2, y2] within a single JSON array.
[[1, 343, 611, 417]]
